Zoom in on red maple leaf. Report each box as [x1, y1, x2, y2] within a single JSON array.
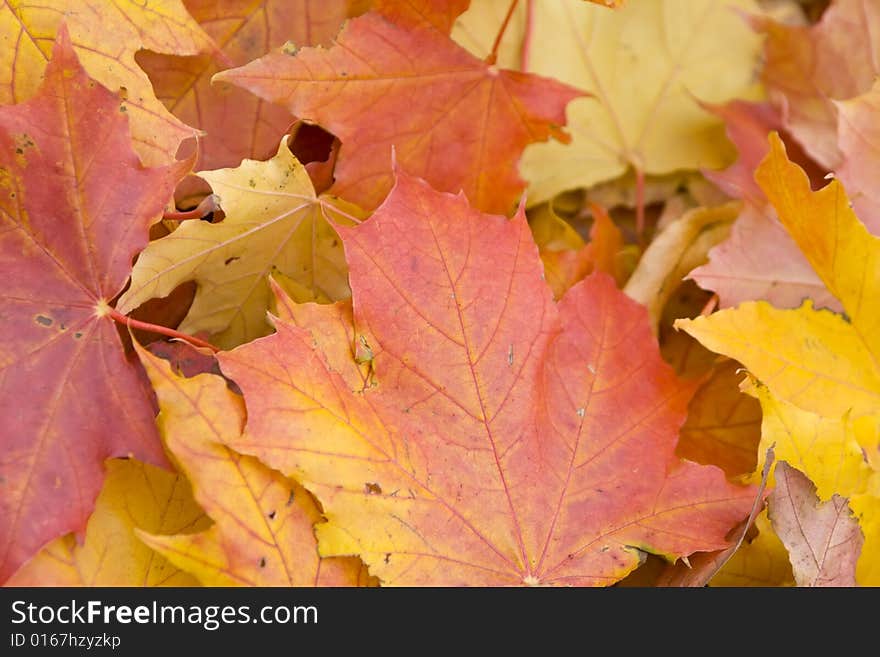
[[0, 28, 190, 582]]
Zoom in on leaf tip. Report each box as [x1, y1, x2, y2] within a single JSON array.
[[672, 317, 693, 333]]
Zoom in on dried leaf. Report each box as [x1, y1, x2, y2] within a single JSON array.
[[756, 0, 880, 167], [677, 133, 880, 584], [689, 205, 841, 312], [624, 203, 738, 332], [769, 462, 863, 587]]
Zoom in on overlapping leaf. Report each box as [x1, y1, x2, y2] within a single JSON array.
[[216, 0, 583, 214], [756, 0, 880, 168], [217, 169, 757, 586], [139, 0, 362, 171], [690, 205, 841, 311], [688, 101, 840, 311], [680, 134, 880, 418], [0, 31, 190, 583], [711, 0, 880, 310], [529, 202, 624, 299], [623, 203, 738, 331], [455, 0, 765, 205], [837, 80, 880, 232], [136, 347, 375, 586], [118, 137, 364, 348], [708, 510, 795, 586], [7, 460, 208, 586], [677, 134, 880, 583], [768, 462, 863, 587], [1, 1, 214, 165]]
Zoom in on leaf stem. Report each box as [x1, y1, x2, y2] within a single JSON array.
[[635, 166, 646, 245], [699, 293, 719, 317], [107, 307, 220, 353], [162, 194, 220, 222], [520, 0, 535, 70], [488, 0, 520, 65]]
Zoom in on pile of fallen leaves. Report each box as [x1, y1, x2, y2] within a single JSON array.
[[1, 0, 876, 588]]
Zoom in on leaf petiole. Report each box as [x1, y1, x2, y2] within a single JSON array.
[[635, 166, 646, 246], [487, 0, 520, 65], [106, 306, 220, 353]]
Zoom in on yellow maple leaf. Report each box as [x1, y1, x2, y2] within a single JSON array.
[[453, 0, 764, 204], [7, 459, 208, 586], [0, 0, 215, 165], [676, 133, 880, 584], [118, 137, 365, 348], [677, 133, 880, 418]]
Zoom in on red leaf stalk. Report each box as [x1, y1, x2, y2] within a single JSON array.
[[488, 0, 520, 65], [107, 307, 220, 353]]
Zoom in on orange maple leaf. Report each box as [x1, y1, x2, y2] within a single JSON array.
[[216, 0, 583, 214], [218, 169, 758, 586]]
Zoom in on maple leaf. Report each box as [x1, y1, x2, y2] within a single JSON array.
[[679, 134, 880, 418], [738, 381, 880, 584], [676, 133, 880, 583], [0, 30, 190, 583], [216, 168, 758, 586], [455, 0, 765, 205], [696, 1, 880, 312], [7, 459, 208, 586], [750, 384, 876, 502], [768, 462, 863, 587], [756, 0, 880, 168], [215, 0, 583, 214], [702, 379, 875, 586], [117, 137, 365, 349], [372, 0, 470, 31], [689, 101, 843, 311], [1, 1, 215, 165], [655, 445, 773, 586], [702, 101, 785, 208], [689, 205, 842, 312], [136, 346, 375, 586], [138, 0, 363, 171]]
